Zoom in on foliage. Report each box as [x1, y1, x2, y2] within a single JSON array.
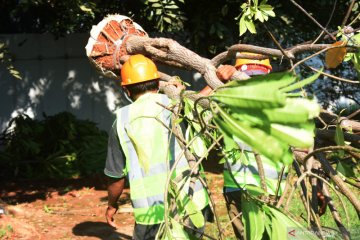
[[0, 40, 21, 79], [344, 32, 360, 80], [143, 0, 187, 32], [0, 0, 358, 56], [237, 0, 275, 36], [209, 71, 321, 165], [241, 192, 318, 240], [0, 111, 108, 179]]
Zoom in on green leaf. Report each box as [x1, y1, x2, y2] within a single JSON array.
[[212, 84, 287, 109], [170, 179, 205, 229], [164, 4, 179, 9], [170, 218, 190, 239], [245, 19, 257, 34], [266, 205, 318, 239], [258, 4, 274, 11], [163, 17, 172, 24], [151, 3, 162, 8], [244, 184, 268, 196], [348, 32, 360, 46], [263, 9, 275, 17], [174, 117, 183, 125], [79, 5, 93, 13], [270, 123, 315, 148], [335, 123, 345, 157], [255, 10, 264, 22], [241, 195, 265, 240], [264, 212, 272, 237], [336, 161, 355, 178], [280, 69, 322, 93], [263, 98, 320, 123], [156, 8, 162, 15], [213, 105, 288, 163], [239, 14, 247, 36]]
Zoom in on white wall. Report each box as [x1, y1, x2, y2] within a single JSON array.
[[0, 33, 204, 132]]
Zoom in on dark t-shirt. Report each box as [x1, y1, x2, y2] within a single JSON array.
[[104, 120, 126, 179]]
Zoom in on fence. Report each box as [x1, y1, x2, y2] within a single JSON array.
[[0, 33, 202, 132]]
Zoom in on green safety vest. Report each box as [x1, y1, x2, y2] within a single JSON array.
[[116, 93, 209, 225], [223, 146, 287, 196]]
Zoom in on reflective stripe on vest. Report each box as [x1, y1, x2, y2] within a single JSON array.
[[116, 93, 208, 225], [223, 150, 287, 196]]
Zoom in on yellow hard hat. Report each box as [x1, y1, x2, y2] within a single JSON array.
[[121, 54, 160, 86], [235, 52, 272, 70]]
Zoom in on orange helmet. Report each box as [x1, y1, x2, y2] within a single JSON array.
[[121, 54, 160, 86], [235, 52, 272, 74]]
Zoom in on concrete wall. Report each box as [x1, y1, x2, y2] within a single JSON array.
[[0, 33, 204, 132]]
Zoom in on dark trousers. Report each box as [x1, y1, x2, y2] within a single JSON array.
[[132, 205, 213, 240], [132, 223, 160, 240]]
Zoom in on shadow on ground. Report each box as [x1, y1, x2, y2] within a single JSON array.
[[73, 221, 132, 240], [0, 174, 108, 204]]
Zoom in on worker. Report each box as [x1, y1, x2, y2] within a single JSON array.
[[104, 54, 212, 240], [202, 52, 287, 239]]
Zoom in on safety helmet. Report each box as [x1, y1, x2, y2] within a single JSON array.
[[235, 52, 272, 75], [121, 54, 160, 86]]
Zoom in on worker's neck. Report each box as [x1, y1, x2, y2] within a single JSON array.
[[132, 89, 158, 101]]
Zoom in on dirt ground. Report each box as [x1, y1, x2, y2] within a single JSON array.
[[0, 164, 227, 240]]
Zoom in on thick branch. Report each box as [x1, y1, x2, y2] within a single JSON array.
[[125, 35, 223, 90], [316, 129, 360, 149], [319, 110, 360, 132]]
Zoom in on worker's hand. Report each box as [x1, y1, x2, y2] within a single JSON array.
[[216, 65, 237, 82], [105, 205, 119, 229]]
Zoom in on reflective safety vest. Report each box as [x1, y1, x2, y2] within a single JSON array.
[[223, 149, 287, 196], [116, 93, 209, 225]]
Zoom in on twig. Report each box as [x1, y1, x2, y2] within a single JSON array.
[[274, 166, 285, 203], [253, 152, 268, 193], [290, 45, 336, 71], [307, 66, 360, 84], [303, 146, 360, 164], [312, 0, 337, 44], [315, 152, 360, 213], [346, 109, 360, 120], [276, 170, 292, 208], [322, 183, 350, 240], [341, 0, 356, 27], [290, 0, 336, 41], [265, 24, 291, 60]]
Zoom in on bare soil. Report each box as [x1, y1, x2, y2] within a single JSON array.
[[0, 162, 226, 240]]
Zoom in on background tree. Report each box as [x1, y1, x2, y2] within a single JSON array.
[[0, 0, 359, 105]]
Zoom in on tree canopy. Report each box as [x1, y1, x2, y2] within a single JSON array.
[[0, 0, 358, 54], [1, 0, 359, 106]]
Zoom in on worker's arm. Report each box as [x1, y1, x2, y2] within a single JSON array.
[[104, 120, 127, 229], [199, 65, 237, 96], [106, 177, 125, 228]]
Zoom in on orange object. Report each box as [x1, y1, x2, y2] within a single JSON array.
[[235, 52, 272, 71], [325, 41, 347, 69], [121, 54, 160, 85]]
